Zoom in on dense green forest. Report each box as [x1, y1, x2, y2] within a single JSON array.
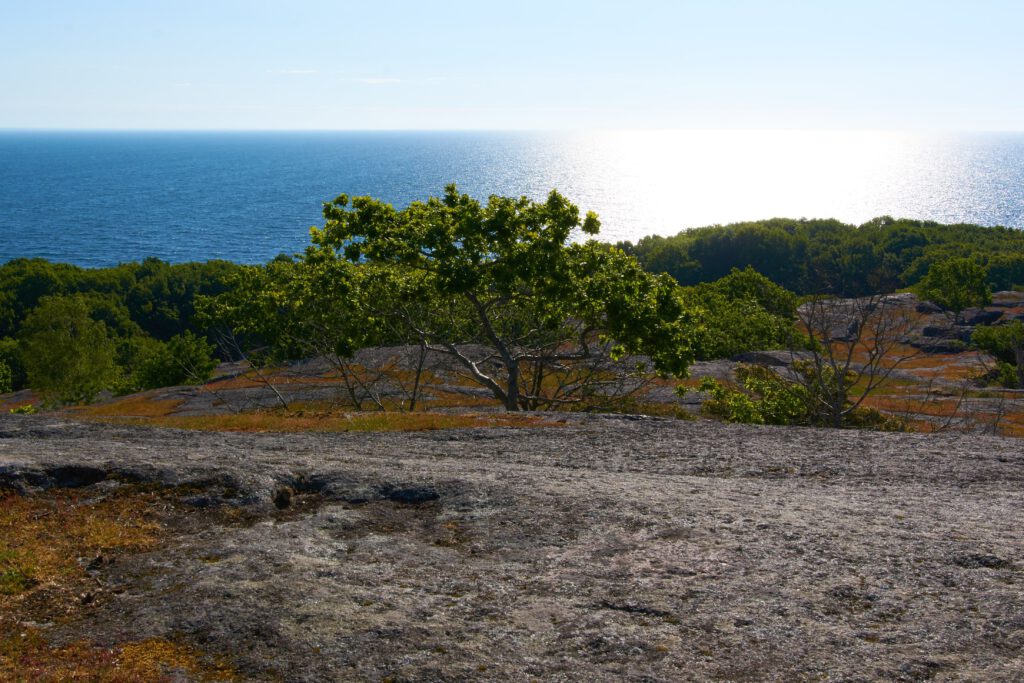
[[0, 257, 241, 398], [617, 216, 1024, 296], [2, 207, 1023, 406]]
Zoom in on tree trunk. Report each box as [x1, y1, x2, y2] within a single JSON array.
[[1015, 343, 1024, 389], [504, 361, 521, 411]]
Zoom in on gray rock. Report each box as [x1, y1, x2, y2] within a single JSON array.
[[961, 308, 1003, 326], [1, 413, 1023, 681]]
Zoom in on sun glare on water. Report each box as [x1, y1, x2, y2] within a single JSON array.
[[557, 130, 1002, 242]]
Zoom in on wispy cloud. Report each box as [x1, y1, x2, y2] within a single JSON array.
[[352, 77, 403, 85], [268, 69, 319, 75]]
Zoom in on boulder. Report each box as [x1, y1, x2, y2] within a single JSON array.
[[961, 308, 1003, 326], [915, 300, 944, 314]]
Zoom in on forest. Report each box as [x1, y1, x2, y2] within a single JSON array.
[[617, 216, 1024, 296]]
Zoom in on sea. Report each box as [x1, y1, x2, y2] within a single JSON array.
[[1, 130, 1023, 267]]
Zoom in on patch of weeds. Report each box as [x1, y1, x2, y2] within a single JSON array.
[[0, 489, 162, 599], [86, 409, 563, 433], [0, 546, 37, 595], [0, 488, 241, 681], [0, 624, 238, 682]]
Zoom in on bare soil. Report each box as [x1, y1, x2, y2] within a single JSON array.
[[1, 412, 1022, 681]]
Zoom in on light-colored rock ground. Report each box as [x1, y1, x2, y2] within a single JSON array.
[[1, 413, 1023, 681]]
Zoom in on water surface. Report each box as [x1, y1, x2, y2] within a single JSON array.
[[1, 130, 1022, 266]]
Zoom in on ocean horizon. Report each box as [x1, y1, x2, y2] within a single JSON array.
[[2, 129, 1023, 268]]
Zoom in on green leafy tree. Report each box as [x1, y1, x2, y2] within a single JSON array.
[[18, 295, 119, 405], [913, 257, 991, 323], [314, 185, 701, 411], [696, 365, 811, 426], [199, 253, 406, 410], [0, 338, 25, 391], [0, 360, 11, 394], [133, 331, 218, 390], [688, 267, 800, 359], [973, 321, 1024, 388]]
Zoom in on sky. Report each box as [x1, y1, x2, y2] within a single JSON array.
[[1, 0, 1022, 131]]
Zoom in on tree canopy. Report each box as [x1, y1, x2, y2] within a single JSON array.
[[619, 216, 1024, 296], [312, 185, 702, 410]]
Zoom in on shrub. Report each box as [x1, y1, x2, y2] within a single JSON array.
[[133, 331, 218, 390], [692, 362, 906, 430]]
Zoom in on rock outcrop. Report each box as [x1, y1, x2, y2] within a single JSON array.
[[2, 413, 1022, 681]]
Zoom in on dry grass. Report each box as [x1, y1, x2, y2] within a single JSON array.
[[72, 394, 184, 419], [0, 488, 238, 681], [90, 408, 562, 433], [0, 630, 237, 682], [72, 389, 562, 433], [0, 489, 161, 597]]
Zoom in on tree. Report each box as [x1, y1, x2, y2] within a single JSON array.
[[313, 185, 701, 411], [973, 321, 1024, 388], [133, 331, 219, 390], [0, 359, 11, 394], [688, 267, 800, 359], [199, 254, 409, 411], [0, 338, 25, 391], [694, 294, 918, 429], [914, 257, 991, 323], [18, 295, 119, 405], [792, 295, 920, 427]]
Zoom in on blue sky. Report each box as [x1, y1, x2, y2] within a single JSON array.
[[2, 0, 1022, 130]]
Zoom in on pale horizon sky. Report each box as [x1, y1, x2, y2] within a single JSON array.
[[2, 0, 1022, 131]]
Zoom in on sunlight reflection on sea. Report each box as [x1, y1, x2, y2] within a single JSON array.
[[0, 130, 1021, 266]]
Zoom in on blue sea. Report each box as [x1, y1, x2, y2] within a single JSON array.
[[1, 130, 1023, 267]]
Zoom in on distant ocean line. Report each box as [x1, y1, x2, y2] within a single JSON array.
[[1, 130, 1022, 267]]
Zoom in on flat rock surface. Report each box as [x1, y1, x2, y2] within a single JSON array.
[[1, 413, 1023, 681]]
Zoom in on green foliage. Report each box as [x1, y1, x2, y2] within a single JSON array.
[[132, 332, 218, 390], [621, 217, 1024, 296], [993, 362, 1021, 389], [313, 185, 701, 410], [688, 267, 800, 359], [18, 295, 120, 405], [973, 321, 1024, 388], [198, 253, 391, 364], [8, 403, 37, 415], [0, 257, 242, 342], [0, 338, 24, 391], [694, 361, 905, 430], [914, 257, 991, 320], [695, 365, 811, 426], [0, 359, 11, 394], [697, 266, 798, 318]]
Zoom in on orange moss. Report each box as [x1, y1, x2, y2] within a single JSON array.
[[0, 489, 238, 681], [0, 490, 161, 598], [73, 394, 184, 419], [0, 628, 237, 682], [92, 409, 561, 433]]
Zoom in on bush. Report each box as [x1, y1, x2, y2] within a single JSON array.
[[693, 362, 905, 430], [693, 365, 811, 426], [688, 268, 801, 360], [133, 332, 218, 390]]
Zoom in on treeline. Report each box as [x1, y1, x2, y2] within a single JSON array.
[[0, 257, 242, 398], [618, 216, 1024, 296]]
